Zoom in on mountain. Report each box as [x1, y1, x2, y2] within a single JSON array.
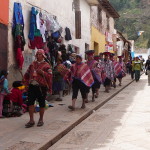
[[109, 0, 150, 48]]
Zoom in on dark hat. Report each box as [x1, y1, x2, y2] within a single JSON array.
[[85, 50, 95, 56], [94, 55, 100, 60], [12, 81, 23, 88], [109, 53, 115, 57], [103, 52, 110, 56], [118, 56, 123, 58], [99, 52, 104, 56]]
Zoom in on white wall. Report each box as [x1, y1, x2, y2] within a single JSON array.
[[117, 41, 124, 56], [7, 0, 91, 82]]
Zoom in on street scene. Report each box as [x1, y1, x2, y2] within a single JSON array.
[[0, 0, 150, 150], [50, 74, 150, 150]]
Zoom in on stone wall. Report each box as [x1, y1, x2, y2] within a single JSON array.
[[91, 5, 115, 35]]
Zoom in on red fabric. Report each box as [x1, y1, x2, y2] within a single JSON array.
[[87, 60, 103, 83], [16, 48, 24, 69], [71, 63, 94, 87], [114, 62, 125, 76], [28, 36, 44, 49], [5, 88, 23, 106], [87, 60, 97, 70], [24, 61, 52, 94], [57, 64, 71, 81]]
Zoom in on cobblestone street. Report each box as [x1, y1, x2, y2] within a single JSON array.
[[49, 74, 150, 150]]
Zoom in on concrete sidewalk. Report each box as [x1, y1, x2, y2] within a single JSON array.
[[0, 75, 134, 150]]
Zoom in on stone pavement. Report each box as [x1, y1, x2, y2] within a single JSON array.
[[0, 74, 135, 150], [49, 74, 150, 150]]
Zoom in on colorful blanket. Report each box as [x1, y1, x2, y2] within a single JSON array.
[[71, 63, 94, 87], [24, 61, 52, 93], [114, 62, 126, 77], [87, 60, 104, 83], [57, 64, 71, 81]]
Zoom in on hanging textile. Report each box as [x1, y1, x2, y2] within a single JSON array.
[[28, 7, 44, 49], [12, 2, 25, 69]]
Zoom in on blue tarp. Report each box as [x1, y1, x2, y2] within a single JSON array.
[[131, 52, 135, 58]]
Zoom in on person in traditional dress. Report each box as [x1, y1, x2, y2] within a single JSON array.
[[23, 49, 52, 128], [85, 50, 102, 102], [68, 54, 94, 110], [115, 56, 126, 86], [109, 53, 117, 88], [53, 58, 71, 101], [99, 52, 104, 62], [101, 52, 114, 93]]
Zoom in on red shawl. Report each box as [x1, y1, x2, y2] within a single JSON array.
[[87, 60, 97, 70], [114, 62, 125, 76], [87, 60, 103, 83], [57, 64, 71, 81], [24, 61, 52, 93], [71, 63, 94, 87]]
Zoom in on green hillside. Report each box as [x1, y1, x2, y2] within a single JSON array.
[[109, 0, 150, 48]]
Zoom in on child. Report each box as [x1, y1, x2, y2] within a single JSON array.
[[0, 70, 10, 118]]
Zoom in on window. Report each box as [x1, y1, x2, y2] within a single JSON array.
[[75, 11, 81, 39]]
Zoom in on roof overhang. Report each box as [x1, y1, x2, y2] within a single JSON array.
[[100, 0, 120, 18], [86, 0, 99, 6]]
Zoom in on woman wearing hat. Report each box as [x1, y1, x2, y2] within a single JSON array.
[[101, 52, 114, 93], [68, 54, 94, 110], [115, 56, 126, 86], [23, 49, 52, 128], [109, 53, 117, 88]]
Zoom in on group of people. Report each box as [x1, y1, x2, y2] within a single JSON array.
[[68, 50, 126, 111], [0, 49, 128, 128], [0, 72, 27, 118], [126, 56, 144, 82]]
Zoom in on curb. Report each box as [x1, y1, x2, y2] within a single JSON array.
[[39, 78, 136, 150]]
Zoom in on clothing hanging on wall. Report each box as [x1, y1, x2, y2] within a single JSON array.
[[12, 2, 25, 69]]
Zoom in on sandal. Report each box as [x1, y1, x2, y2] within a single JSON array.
[[37, 121, 44, 127], [68, 105, 75, 111], [81, 105, 86, 109], [25, 122, 35, 128], [55, 98, 63, 101]]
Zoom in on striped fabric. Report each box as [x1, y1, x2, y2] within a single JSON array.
[[71, 62, 94, 87], [24, 61, 52, 93]]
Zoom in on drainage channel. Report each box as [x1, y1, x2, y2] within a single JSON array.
[[39, 78, 136, 150]]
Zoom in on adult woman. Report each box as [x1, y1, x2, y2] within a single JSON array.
[[115, 56, 126, 86], [53, 58, 70, 101], [101, 52, 114, 93]]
